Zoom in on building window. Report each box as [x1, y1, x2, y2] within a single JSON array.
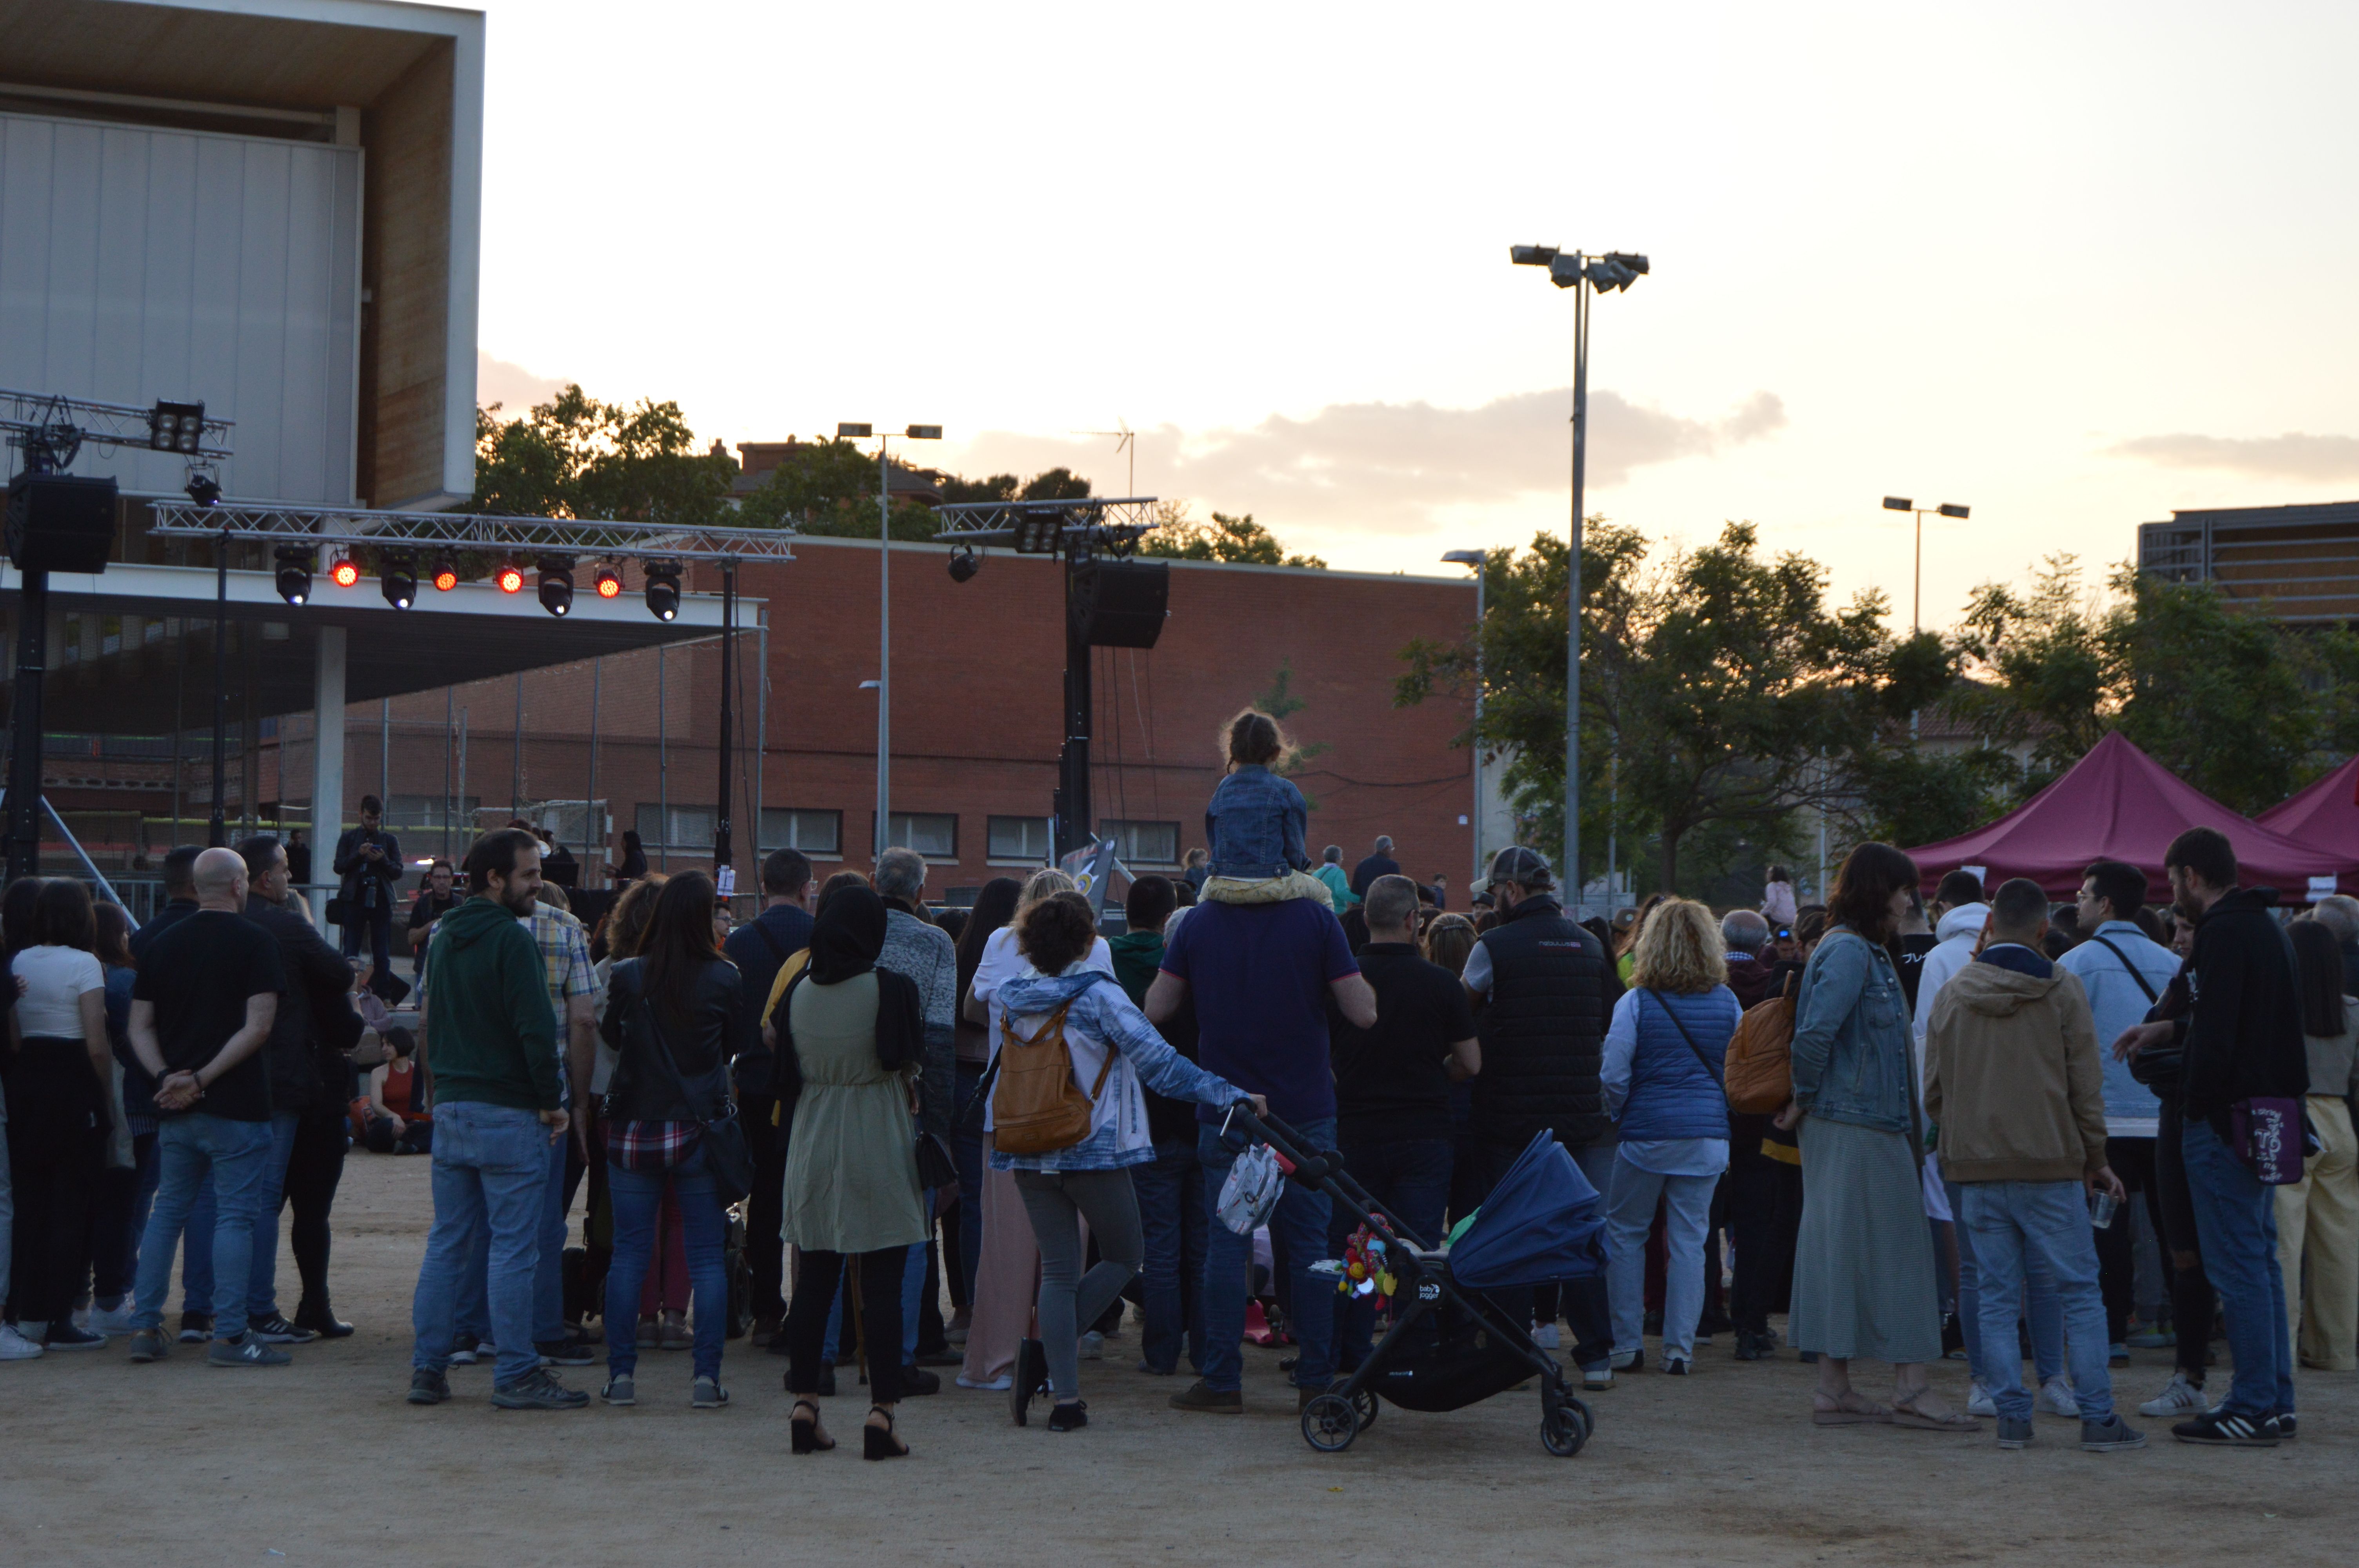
[[760, 808, 841, 857], [987, 816, 1052, 862], [637, 804, 716, 848], [878, 811, 957, 859], [1102, 818, 1180, 866]]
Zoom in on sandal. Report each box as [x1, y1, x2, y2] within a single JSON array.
[[1810, 1392, 1894, 1426], [863, 1404, 909, 1461], [790, 1399, 835, 1454], [1890, 1392, 1980, 1432]]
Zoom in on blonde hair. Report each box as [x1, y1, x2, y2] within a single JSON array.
[[1421, 912, 1476, 978], [1017, 867, 1077, 915], [1627, 897, 1727, 995]]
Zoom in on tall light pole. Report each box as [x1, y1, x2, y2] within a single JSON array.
[[1510, 245, 1648, 909], [1880, 495, 1970, 634], [1442, 548, 1486, 888], [838, 421, 942, 862]]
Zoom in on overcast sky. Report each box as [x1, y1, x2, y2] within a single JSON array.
[[471, 0, 2359, 625]]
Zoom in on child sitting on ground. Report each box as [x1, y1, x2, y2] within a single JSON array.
[[1200, 708, 1331, 908]]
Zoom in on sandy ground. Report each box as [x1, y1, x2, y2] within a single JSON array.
[[2, 1152, 2351, 1568]]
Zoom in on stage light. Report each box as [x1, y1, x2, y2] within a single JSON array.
[[149, 400, 205, 455], [495, 564, 525, 594], [381, 553, 418, 610], [273, 545, 315, 605], [1510, 244, 1560, 266], [537, 554, 576, 617], [1012, 510, 1063, 554], [184, 471, 222, 506], [430, 550, 459, 592], [947, 547, 979, 583], [594, 563, 623, 599], [331, 557, 361, 588], [643, 558, 682, 621]]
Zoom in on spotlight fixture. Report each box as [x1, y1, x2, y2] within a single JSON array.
[[148, 399, 205, 455], [1011, 510, 1063, 555], [430, 550, 460, 592], [330, 556, 361, 588], [643, 558, 682, 621], [495, 563, 525, 594], [1937, 503, 1970, 519], [1508, 244, 1561, 267], [273, 545, 315, 606], [184, 470, 222, 506], [947, 546, 980, 583], [381, 552, 418, 610], [537, 554, 576, 617], [593, 563, 623, 599]]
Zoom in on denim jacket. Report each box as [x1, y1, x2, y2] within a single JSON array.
[[1203, 765, 1309, 879], [1789, 927, 1917, 1133]]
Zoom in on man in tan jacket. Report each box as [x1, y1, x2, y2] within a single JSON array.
[[1925, 877, 2141, 1454]]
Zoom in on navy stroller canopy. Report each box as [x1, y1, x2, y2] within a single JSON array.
[[1447, 1129, 1609, 1291]]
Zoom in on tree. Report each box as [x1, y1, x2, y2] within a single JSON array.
[[1140, 503, 1325, 568], [474, 385, 735, 524], [1253, 661, 1332, 810]]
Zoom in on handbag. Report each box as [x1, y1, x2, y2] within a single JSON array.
[[2228, 1096, 2306, 1185], [915, 1129, 958, 1190], [636, 994, 757, 1206]]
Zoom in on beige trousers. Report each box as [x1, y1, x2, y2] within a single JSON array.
[[2273, 1095, 2358, 1372], [1201, 871, 1333, 909]]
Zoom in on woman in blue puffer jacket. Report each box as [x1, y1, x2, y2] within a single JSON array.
[[1601, 897, 1739, 1375]]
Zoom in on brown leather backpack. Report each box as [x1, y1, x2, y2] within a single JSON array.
[[989, 982, 1115, 1156], [1722, 975, 1798, 1115]]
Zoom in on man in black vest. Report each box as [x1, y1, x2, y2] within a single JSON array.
[[1461, 845, 1619, 1389]]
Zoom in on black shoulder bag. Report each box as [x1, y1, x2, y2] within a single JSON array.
[[636, 995, 756, 1207]]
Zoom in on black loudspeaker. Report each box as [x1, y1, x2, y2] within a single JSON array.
[[1071, 558, 1169, 648], [5, 472, 119, 573]]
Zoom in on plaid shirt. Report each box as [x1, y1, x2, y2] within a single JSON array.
[[525, 904, 596, 1102], [608, 1118, 700, 1174]]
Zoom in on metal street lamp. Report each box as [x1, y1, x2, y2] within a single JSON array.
[[1441, 548, 1487, 889], [838, 422, 943, 862], [1509, 245, 1648, 909], [1879, 496, 1970, 634]]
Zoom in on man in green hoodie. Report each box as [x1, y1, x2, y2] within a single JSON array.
[[404, 829, 587, 1411]]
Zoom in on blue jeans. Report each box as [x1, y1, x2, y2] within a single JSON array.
[[1199, 1116, 1335, 1393], [1945, 1171, 2065, 1385], [131, 1114, 274, 1339], [411, 1102, 552, 1386], [244, 1112, 302, 1319], [131, 1135, 217, 1315], [1957, 1180, 2114, 1421], [2181, 1115, 2295, 1416], [954, 1063, 987, 1306], [1329, 1133, 1452, 1370], [1605, 1155, 1720, 1361], [605, 1147, 729, 1382], [533, 1131, 569, 1345], [1135, 1138, 1208, 1374]]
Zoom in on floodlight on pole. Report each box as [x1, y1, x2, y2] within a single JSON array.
[[1881, 496, 1972, 633], [838, 420, 942, 862], [1442, 549, 1488, 887]]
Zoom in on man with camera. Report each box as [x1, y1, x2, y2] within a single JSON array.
[[333, 795, 404, 987]]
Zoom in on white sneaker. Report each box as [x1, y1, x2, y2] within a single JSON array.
[[1533, 1323, 1561, 1350], [1966, 1379, 1996, 1417], [0, 1324, 44, 1361], [2137, 1371, 2207, 1418], [87, 1302, 137, 1336], [1078, 1330, 1105, 1361], [2041, 1376, 2079, 1419]]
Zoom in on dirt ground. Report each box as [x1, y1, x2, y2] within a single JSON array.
[[2, 1153, 2350, 1568]]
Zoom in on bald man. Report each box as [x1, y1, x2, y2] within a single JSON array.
[[124, 846, 292, 1367]]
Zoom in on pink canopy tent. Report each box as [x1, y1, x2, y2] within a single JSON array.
[[2257, 754, 2359, 866], [1903, 731, 2355, 902]]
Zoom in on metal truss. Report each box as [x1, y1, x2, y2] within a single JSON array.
[[146, 501, 800, 564], [1, 388, 235, 464], [932, 495, 1162, 557]]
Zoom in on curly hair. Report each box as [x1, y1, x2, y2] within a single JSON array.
[[1016, 890, 1098, 976], [1627, 898, 1727, 995]]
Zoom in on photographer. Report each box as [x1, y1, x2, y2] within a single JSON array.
[[333, 795, 405, 987]]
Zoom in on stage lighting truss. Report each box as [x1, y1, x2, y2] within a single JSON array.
[[931, 497, 1162, 562]]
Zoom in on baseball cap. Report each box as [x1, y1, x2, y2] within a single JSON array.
[[1485, 845, 1554, 891]]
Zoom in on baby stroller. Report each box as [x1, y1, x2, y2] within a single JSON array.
[[1226, 1110, 1605, 1457]]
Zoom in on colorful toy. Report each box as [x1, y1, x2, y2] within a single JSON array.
[[1334, 1225, 1398, 1308]]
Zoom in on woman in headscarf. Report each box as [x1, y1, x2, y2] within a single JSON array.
[[777, 884, 927, 1460]]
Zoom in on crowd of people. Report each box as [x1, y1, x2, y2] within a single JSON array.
[[2, 711, 2353, 1463]]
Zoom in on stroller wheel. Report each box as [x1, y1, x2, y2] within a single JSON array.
[[1301, 1393, 1359, 1453], [1541, 1397, 1589, 1458], [1349, 1386, 1378, 1430]]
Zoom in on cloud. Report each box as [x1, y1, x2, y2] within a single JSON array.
[[477, 350, 569, 413], [950, 388, 1786, 536], [2109, 431, 2359, 482]]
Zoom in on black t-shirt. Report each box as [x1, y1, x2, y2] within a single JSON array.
[[1331, 942, 1476, 1141], [1894, 931, 1939, 1014], [409, 889, 459, 932], [131, 909, 287, 1122]]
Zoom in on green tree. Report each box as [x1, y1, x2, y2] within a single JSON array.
[[1141, 505, 1326, 568], [473, 385, 736, 524], [1253, 660, 1332, 809]]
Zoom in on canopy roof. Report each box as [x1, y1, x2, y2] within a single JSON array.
[[2257, 755, 2359, 864], [1903, 731, 2354, 902]]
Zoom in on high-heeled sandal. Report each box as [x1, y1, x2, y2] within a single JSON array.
[[790, 1399, 835, 1454], [862, 1404, 908, 1461]]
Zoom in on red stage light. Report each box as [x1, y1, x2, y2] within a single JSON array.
[[496, 565, 524, 593], [594, 566, 623, 598], [432, 568, 459, 592], [330, 559, 360, 587]]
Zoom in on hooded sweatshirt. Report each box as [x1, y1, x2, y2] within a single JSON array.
[[1922, 943, 2107, 1184], [1911, 902, 1990, 1047], [420, 894, 563, 1112]]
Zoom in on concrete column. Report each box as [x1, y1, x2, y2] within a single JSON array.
[[311, 626, 347, 924]]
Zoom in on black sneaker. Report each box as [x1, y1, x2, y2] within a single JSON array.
[[178, 1312, 214, 1345], [1733, 1331, 1770, 1362], [2173, 1407, 2277, 1446], [2266, 1411, 2297, 1441], [407, 1369, 451, 1405], [448, 1333, 483, 1366], [1047, 1399, 1089, 1432], [2081, 1413, 2146, 1452], [207, 1334, 293, 1368], [247, 1313, 316, 1345], [42, 1324, 108, 1350], [536, 1337, 596, 1367], [491, 1369, 590, 1410]]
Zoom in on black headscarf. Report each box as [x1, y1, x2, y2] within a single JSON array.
[[784, 882, 924, 1077]]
